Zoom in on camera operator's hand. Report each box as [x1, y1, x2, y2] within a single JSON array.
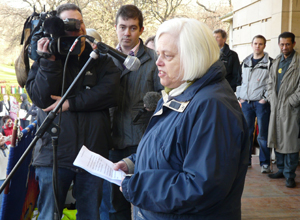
[[37, 37, 55, 61], [43, 95, 69, 113]]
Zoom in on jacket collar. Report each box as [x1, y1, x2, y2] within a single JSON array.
[[244, 52, 270, 66], [280, 49, 295, 62], [121, 39, 152, 76], [221, 43, 231, 56], [155, 60, 225, 114]]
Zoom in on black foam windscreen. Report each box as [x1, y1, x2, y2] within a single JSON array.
[[43, 16, 65, 38], [143, 92, 162, 111]]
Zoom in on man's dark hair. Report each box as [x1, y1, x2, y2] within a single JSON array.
[[115, 5, 143, 30], [145, 35, 155, 46], [213, 29, 227, 39], [2, 115, 11, 124], [56, 3, 82, 16], [278, 32, 295, 43], [252, 35, 266, 45]]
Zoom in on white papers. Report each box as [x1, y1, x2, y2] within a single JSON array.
[[73, 145, 126, 186], [19, 109, 27, 118]]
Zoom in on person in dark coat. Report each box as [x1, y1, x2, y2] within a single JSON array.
[[100, 5, 162, 220], [25, 3, 120, 219], [20, 93, 31, 128], [114, 18, 249, 220], [213, 29, 240, 92]]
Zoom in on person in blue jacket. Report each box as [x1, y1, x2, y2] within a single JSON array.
[[114, 18, 249, 220]]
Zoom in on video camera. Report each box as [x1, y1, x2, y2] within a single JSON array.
[[45, 17, 81, 55], [28, 12, 82, 60]]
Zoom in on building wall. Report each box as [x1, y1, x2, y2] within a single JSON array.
[[231, 0, 300, 61]]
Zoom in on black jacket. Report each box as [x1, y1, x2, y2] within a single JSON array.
[[26, 43, 121, 168], [111, 40, 163, 150], [220, 43, 240, 92], [20, 93, 31, 112]]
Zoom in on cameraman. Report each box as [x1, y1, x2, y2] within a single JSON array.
[[26, 3, 120, 220]]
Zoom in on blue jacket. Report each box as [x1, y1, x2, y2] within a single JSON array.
[[122, 60, 249, 220]]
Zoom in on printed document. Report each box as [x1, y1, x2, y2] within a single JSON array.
[[73, 145, 126, 186]]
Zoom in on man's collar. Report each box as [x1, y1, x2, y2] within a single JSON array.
[[281, 50, 295, 62], [116, 39, 141, 55]]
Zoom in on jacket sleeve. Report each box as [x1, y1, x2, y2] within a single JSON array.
[[26, 56, 120, 111], [25, 103, 31, 112], [122, 100, 248, 214], [235, 62, 243, 98], [67, 55, 120, 112], [288, 76, 300, 108], [26, 58, 64, 109], [237, 62, 243, 87], [267, 65, 275, 102], [231, 52, 240, 92]]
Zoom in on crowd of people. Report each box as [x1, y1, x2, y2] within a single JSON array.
[[0, 2, 299, 220], [214, 30, 300, 189]]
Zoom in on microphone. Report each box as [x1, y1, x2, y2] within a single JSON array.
[[43, 16, 65, 38], [85, 36, 141, 71], [133, 92, 161, 123], [143, 91, 162, 111]]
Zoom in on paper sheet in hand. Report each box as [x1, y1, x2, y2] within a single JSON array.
[[73, 145, 126, 186]]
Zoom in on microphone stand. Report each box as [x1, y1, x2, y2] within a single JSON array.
[[0, 49, 101, 219]]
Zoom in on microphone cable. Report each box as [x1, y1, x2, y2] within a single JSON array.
[[52, 35, 86, 219]]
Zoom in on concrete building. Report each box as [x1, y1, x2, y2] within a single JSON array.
[[223, 0, 300, 61]]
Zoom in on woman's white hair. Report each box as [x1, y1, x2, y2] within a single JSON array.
[[155, 18, 220, 81]]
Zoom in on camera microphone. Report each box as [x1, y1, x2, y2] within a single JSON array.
[[85, 36, 141, 71], [43, 16, 65, 38]]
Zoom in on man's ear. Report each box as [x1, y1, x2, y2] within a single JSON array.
[[140, 26, 144, 35]]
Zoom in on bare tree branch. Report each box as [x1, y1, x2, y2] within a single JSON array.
[[0, 0, 232, 65], [196, 1, 215, 13]]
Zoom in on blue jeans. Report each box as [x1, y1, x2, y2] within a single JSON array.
[[241, 101, 271, 166], [100, 180, 111, 220], [35, 166, 103, 220], [100, 147, 137, 220], [275, 151, 299, 179]]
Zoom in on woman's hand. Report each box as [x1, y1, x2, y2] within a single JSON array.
[[114, 161, 129, 193], [119, 177, 125, 192], [114, 161, 129, 173]]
